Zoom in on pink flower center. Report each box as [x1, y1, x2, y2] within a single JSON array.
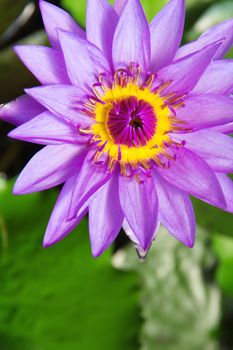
[[78, 63, 188, 179], [107, 97, 157, 147]]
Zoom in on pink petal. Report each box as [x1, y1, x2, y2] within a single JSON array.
[[153, 172, 195, 247], [112, 0, 151, 72], [43, 175, 88, 247], [150, 0, 185, 71], [9, 111, 88, 145], [176, 19, 233, 60], [192, 60, 233, 95], [89, 176, 124, 257], [119, 175, 159, 250], [177, 94, 233, 129], [215, 173, 233, 213], [39, 0, 85, 49], [25, 85, 92, 127], [213, 122, 233, 134], [0, 95, 44, 126], [157, 41, 222, 95], [157, 147, 225, 207], [86, 0, 118, 63], [114, 0, 127, 15], [14, 45, 69, 85], [122, 219, 160, 259], [13, 144, 86, 194], [68, 152, 112, 220], [58, 30, 111, 90], [173, 130, 233, 172]]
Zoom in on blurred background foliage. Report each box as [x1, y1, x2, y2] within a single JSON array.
[[0, 0, 233, 349]]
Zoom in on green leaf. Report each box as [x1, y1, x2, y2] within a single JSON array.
[[113, 226, 221, 350], [215, 258, 233, 296], [140, 0, 168, 21], [212, 234, 233, 296], [225, 46, 233, 59], [62, 0, 87, 28], [0, 179, 140, 350], [192, 198, 233, 239]]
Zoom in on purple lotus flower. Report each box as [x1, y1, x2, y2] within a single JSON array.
[[1, 0, 233, 258]]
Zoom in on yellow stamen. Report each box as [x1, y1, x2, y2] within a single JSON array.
[[83, 66, 186, 174], [79, 128, 93, 135]]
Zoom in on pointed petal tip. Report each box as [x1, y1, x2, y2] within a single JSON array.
[[131, 231, 153, 252], [91, 248, 103, 259], [13, 45, 21, 55], [91, 242, 112, 258], [173, 236, 195, 248], [13, 46, 29, 66], [42, 240, 51, 249], [43, 232, 65, 248], [179, 227, 196, 248], [113, 0, 150, 71], [7, 130, 17, 140], [90, 235, 113, 258], [12, 180, 30, 195], [56, 27, 85, 42], [188, 240, 195, 248], [0, 95, 45, 126], [12, 182, 24, 195], [24, 87, 32, 95], [150, 0, 185, 70], [184, 37, 224, 60], [183, 235, 195, 248], [120, 177, 159, 252], [13, 45, 33, 62], [86, 0, 118, 60], [39, 0, 53, 11], [176, 18, 233, 60], [167, 226, 195, 248], [56, 28, 83, 46], [43, 222, 75, 248], [135, 247, 148, 261], [24, 86, 43, 99], [140, 238, 152, 252], [39, 0, 56, 16], [43, 235, 58, 248], [24, 87, 40, 102]]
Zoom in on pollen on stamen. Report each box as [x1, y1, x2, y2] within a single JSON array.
[[79, 127, 93, 135]]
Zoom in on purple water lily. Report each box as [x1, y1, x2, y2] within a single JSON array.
[[1, 0, 233, 258]]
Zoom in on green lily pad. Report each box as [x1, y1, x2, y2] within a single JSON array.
[[0, 178, 140, 350], [212, 234, 233, 296], [192, 198, 233, 239]]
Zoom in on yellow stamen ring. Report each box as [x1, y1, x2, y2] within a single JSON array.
[[92, 85, 173, 165]]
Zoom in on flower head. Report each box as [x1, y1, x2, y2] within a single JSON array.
[[1, 0, 233, 258]]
